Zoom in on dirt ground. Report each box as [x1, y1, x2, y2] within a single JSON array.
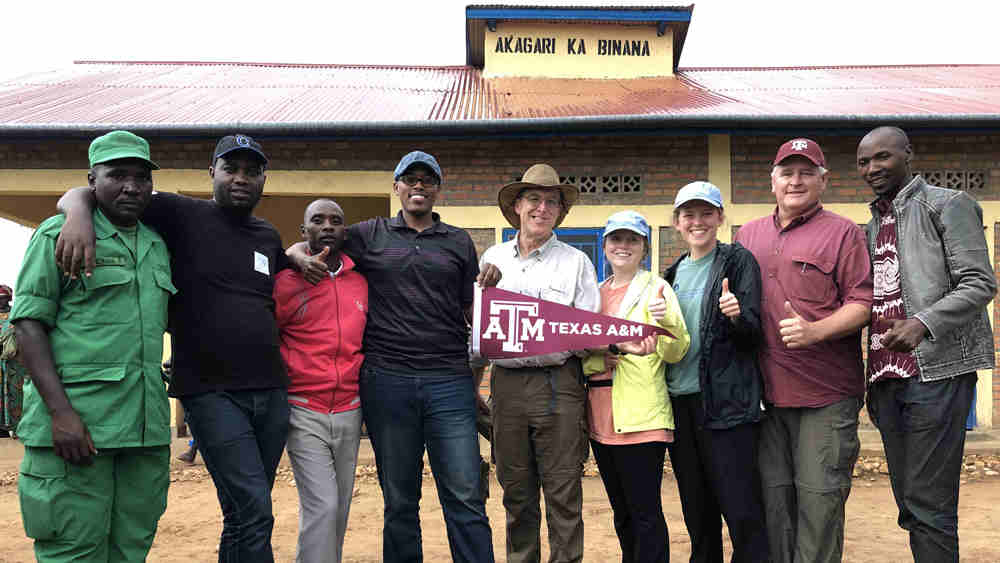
[[1, 441, 1000, 563]]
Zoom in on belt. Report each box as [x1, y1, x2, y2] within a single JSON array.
[[497, 361, 568, 372], [587, 379, 613, 388], [496, 360, 578, 415]]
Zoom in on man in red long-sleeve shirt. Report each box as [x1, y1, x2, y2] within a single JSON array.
[[273, 198, 368, 563]]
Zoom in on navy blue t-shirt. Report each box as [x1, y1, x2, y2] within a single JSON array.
[[141, 192, 290, 396], [344, 211, 478, 374]]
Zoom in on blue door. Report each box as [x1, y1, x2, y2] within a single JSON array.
[[502, 228, 650, 282]]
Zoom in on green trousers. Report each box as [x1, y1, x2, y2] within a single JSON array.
[[19, 445, 170, 563]]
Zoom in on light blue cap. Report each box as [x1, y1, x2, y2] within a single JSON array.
[[393, 151, 443, 183], [674, 181, 723, 209], [603, 210, 650, 241]]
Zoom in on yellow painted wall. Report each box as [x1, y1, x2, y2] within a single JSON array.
[[484, 23, 672, 78], [0, 169, 393, 197], [0, 169, 392, 242]]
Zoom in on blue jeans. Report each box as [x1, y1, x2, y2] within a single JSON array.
[[181, 388, 290, 563], [360, 362, 494, 563]]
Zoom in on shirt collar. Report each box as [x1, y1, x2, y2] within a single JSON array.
[[874, 197, 893, 216], [869, 174, 922, 215], [513, 231, 558, 258], [771, 202, 823, 232], [389, 210, 445, 233], [92, 207, 122, 240]]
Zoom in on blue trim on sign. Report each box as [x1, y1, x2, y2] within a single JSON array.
[[466, 7, 691, 22]]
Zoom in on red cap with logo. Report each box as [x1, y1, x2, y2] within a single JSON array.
[[773, 138, 826, 168]]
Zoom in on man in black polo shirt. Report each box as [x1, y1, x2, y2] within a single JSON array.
[[290, 151, 495, 563], [55, 134, 290, 563]]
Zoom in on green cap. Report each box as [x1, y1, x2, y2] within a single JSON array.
[[88, 130, 159, 170]]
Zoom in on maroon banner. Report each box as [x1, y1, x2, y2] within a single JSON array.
[[472, 286, 673, 360]]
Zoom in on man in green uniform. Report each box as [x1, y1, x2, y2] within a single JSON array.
[[11, 130, 175, 562]]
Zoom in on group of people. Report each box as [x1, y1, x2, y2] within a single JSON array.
[[2, 124, 993, 563]]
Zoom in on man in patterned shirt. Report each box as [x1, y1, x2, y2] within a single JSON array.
[[858, 126, 996, 563]]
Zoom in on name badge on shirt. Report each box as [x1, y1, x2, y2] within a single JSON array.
[[254, 251, 270, 276]]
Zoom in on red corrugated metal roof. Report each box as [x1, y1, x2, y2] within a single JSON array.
[[0, 61, 998, 129]]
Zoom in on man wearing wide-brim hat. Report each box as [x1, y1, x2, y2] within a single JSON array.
[[479, 163, 600, 563]]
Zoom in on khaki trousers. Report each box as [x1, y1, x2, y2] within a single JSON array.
[[758, 397, 862, 563], [492, 359, 588, 563]]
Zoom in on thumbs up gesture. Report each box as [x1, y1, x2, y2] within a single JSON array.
[[779, 300, 818, 349], [718, 278, 740, 320], [648, 285, 667, 322], [301, 246, 331, 286]]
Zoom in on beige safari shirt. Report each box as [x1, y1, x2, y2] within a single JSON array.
[[480, 232, 600, 368]]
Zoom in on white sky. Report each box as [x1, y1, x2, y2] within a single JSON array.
[[1, 0, 998, 288]]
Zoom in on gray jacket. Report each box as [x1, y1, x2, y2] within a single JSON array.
[[865, 175, 996, 381]]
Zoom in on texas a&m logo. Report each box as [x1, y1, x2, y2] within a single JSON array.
[[481, 300, 545, 352]]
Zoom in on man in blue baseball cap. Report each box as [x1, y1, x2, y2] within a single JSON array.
[[289, 150, 496, 563]]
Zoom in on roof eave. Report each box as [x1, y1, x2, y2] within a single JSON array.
[[2, 113, 1000, 138]]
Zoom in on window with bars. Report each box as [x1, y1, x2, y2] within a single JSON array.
[[560, 175, 642, 195], [913, 170, 987, 193]]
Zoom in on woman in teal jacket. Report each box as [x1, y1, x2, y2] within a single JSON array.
[[584, 210, 689, 563]]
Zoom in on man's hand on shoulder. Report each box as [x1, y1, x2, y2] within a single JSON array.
[[54, 186, 97, 279], [286, 241, 328, 285]]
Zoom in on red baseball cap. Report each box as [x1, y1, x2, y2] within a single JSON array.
[[773, 138, 826, 168]]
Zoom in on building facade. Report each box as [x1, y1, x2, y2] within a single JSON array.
[[1, 5, 998, 426]]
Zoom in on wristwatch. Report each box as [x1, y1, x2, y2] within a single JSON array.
[[608, 343, 625, 356]]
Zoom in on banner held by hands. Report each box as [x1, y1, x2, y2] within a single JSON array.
[[472, 286, 674, 359]]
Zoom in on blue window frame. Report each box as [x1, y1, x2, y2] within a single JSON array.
[[502, 227, 650, 282]]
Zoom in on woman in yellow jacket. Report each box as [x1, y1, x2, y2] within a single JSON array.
[[584, 210, 690, 563]]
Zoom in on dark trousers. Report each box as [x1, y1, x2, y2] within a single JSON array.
[[181, 388, 290, 563], [591, 440, 669, 563], [668, 393, 770, 563], [868, 373, 976, 563], [360, 363, 494, 563]]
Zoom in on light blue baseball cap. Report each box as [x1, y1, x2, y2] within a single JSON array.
[[393, 151, 443, 184], [674, 181, 723, 209], [603, 210, 650, 241]]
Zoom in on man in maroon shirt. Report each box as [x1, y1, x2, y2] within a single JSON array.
[[735, 138, 873, 563]]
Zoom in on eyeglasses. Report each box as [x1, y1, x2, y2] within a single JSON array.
[[398, 174, 440, 188], [519, 194, 562, 209]]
